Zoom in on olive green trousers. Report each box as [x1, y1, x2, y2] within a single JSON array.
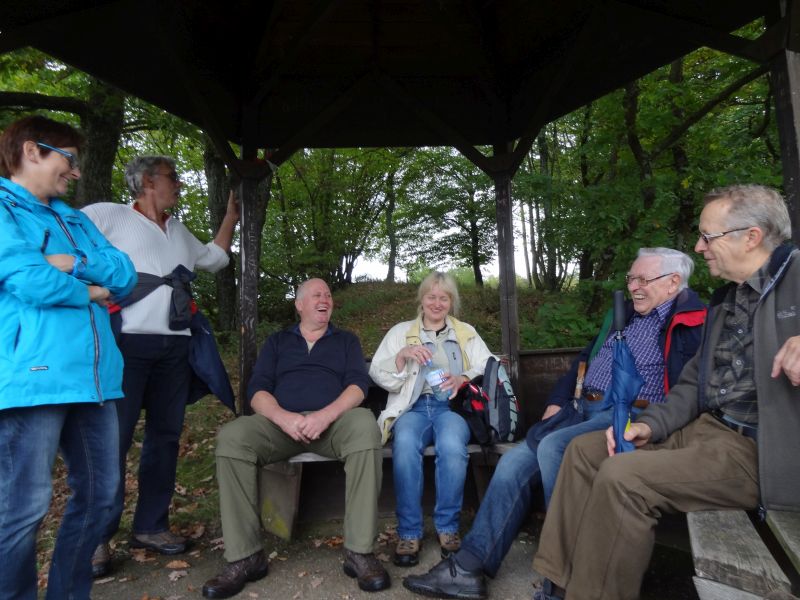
[[215, 407, 382, 561]]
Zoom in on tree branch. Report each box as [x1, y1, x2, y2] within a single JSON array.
[[0, 91, 88, 118], [650, 63, 770, 159]]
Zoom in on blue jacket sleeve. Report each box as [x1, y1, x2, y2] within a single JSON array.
[[0, 205, 89, 307]]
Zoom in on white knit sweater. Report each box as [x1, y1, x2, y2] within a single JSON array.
[[82, 202, 229, 335]]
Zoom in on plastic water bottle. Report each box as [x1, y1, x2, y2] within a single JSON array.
[[424, 359, 450, 402]]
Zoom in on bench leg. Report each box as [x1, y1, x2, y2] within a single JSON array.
[[470, 452, 499, 503], [258, 461, 303, 540]]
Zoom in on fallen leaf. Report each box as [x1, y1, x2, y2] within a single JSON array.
[[311, 576, 323, 588], [166, 560, 190, 569], [188, 523, 205, 539], [297, 570, 307, 577], [376, 552, 390, 562], [131, 548, 156, 563], [168, 570, 188, 582]]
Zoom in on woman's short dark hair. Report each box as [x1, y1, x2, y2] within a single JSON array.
[[0, 115, 84, 178]]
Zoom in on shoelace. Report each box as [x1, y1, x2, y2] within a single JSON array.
[[397, 539, 418, 554]]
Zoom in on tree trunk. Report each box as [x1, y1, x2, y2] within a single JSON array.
[[384, 169, 397, 283], [667, 60, 695, 251], [203, 137, 237, 332]]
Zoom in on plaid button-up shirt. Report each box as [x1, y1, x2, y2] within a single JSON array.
[[705, 263, 769, 424], [583, 299, 674, 403]]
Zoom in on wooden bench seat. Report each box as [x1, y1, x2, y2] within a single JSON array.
[[258, 441, 519, 540], [688, 509, 800, 599]]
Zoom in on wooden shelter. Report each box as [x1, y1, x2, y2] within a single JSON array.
[[3, 0, 799, 408]]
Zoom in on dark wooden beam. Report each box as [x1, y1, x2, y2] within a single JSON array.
[[376, 72, 494, 174], [267, 72, 375, 167], [250, 0, 342, 109], [154, 9, 240, 170], [516, 4, 600, 142], [492, 143, 520, 384], [611, 0, 780, 63], [771, 0, 800, 242]]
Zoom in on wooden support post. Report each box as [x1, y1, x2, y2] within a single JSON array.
[[492, 143, 520, 384], [771, 0, 800, 242], [238, 174, 260, 414]]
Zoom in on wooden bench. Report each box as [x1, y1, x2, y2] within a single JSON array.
[[257, 441, 518, 540], [688, 509, 800, 599], [254, 348, 586, 541]]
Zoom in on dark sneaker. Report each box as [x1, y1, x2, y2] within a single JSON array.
[[403, 554, 487, 600], [202, 550, 269, 599], [91, 543, 112, 578], [130, 530, 187, 555], [343, 549, 391, 591], [394, 538, 421, 567], [438, 531, 461, 558]]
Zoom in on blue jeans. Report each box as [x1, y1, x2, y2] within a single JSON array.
[[104, 334, 191, 540], [392, 394, 471, 539], [0, 402, 119, 600], [538, 401, 641, 506], [458, 441, 541, 577], [457, 398, 609, 577]]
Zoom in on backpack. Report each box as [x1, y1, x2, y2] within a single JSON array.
[[449, 381, 494, 445], [450, 357, 523, 445]]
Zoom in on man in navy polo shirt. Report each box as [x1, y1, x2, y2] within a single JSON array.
[[202, 278, 389, 599]]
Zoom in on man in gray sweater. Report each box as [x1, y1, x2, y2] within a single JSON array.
[[533, 184, 800, 600]]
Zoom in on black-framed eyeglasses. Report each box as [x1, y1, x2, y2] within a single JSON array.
[[698, 227, 751, 244], [625, 273, 674, 287], [36, 142, 78, 170], [152, 171, 181, 183]]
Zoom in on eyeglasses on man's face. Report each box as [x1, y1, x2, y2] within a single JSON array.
[[698, 227, 751, 245], [36, 142, 78, 170], [152, 171, 181, 183], [624, 273, 674, 287]]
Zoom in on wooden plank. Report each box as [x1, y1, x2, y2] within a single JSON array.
[[258, 461, 303, 540], [693, 576, 764, 600], [688, 510, 792, 597], [768, 510, 800, 576], [287, 443, 486, 462]]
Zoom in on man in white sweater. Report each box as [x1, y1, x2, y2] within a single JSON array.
[[83, 156, 239, 575]]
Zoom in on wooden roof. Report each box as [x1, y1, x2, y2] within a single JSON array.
[[2, 0, 774, 157]]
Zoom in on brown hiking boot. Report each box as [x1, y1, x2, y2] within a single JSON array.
[[438, 531, 461, 558], [393, 538, 421, 567], [343, 549, 391, 591], [91, 543, 112, 578], [130, 530, 187, 555], [202, 550, 269, 599]]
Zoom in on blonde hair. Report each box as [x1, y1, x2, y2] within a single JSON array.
[[417, 271, 460, 317]]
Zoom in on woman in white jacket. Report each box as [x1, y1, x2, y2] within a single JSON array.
[[369, 271, 494, 567]]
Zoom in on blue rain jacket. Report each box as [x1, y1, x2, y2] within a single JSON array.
[[0, 177, 137, 409]]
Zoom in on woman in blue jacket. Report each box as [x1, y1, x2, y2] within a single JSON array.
[[0, 115, 136, 600]]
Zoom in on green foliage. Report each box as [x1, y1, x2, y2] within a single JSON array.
[[525, 292, 600, 349]]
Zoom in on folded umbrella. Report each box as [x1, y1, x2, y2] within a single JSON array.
[[601, 290, 644, 454]]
